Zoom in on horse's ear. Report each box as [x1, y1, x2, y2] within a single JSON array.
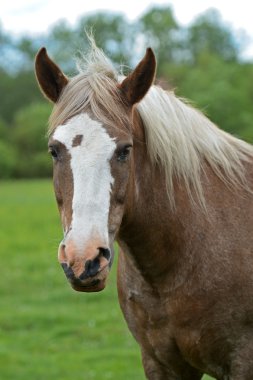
[[35, 47, 68, 103], [120, 48, 156, 106]]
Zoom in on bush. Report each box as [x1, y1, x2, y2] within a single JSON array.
[[0, 140, 17, 178], [11, 102, 52, 178]]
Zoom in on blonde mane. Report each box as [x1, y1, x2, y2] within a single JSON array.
[[137, 86, 253, 207], [49, 42, 253, 208]]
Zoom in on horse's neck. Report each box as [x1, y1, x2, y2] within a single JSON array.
[[118, 110, 253, 291], [117, 122, 198, 285], [118, 145, 253, 290], [118, 178, 185, 278]]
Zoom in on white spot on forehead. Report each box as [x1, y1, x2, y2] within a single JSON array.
[[53, 113, 116, 251]]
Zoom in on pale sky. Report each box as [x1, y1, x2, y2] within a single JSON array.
[[2, 0, 253, 57]]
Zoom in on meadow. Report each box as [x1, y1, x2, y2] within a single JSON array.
[[0, 180, 213, 380]]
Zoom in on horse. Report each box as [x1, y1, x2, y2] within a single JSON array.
[[35, 39, 253, 380]]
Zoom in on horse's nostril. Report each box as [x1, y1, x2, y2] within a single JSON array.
[[79, 257, 100, 280], [61, 262, 76, 281], [78, 249, 110, 281], [99, 247, 111, 261]]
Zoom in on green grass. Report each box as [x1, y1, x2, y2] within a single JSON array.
[[0, 180, 213, 379]]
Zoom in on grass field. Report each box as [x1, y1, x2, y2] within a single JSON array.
[[0, 180, 213, 379]]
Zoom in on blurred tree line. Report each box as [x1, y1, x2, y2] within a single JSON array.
[[1, 6, 253, 178]]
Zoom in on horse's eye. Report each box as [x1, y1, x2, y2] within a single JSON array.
[[48, 146, 59, 160], [116, 145, 132, 162]]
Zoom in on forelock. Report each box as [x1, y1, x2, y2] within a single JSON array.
[[48, 41, 130, 136]]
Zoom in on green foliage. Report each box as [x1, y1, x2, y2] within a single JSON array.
[[187, 9, 239, 62], [0, 180, 213, 380], [11, 103, 52, 178], [0, 118, 16, 178], [0, 69, 42, 123], [0, 141, 16, 178], [46, 19, 80, 74], [139, 5, 180, 70], [0, 117, 8, 139], [77, 12, 134, 66], [12, 102, 51, 151]]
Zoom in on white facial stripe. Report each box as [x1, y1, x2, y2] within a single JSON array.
[[53, 114, 116, 250]]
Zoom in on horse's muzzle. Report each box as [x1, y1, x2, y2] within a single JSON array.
[[58, 243, 111, 292]]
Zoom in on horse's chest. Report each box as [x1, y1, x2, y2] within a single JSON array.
[[118, 267, 205, 369], [121, 286, 208, 371], [117, 251, 207, 368], [120, 282, 173, 360], [127, 289, 166, 326]]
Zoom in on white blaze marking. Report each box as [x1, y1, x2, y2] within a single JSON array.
[[53, 114, 116, 251]]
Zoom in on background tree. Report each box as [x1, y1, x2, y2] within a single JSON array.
[[187, 9, 240, 63], [11, 103, 52, 178], [0, 118, 16, 178], [45, 20, 78, 74], [139, 6, 181, 75], [76, 12, 134, 67]]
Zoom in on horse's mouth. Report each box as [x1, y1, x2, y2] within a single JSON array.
[[71, 278, 106, 292], [61, 261, 110, 293]]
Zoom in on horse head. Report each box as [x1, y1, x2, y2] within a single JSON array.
[[35, 45, 156, 292]]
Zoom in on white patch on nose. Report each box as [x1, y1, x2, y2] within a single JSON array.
[[53, 114, 116, 250]]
